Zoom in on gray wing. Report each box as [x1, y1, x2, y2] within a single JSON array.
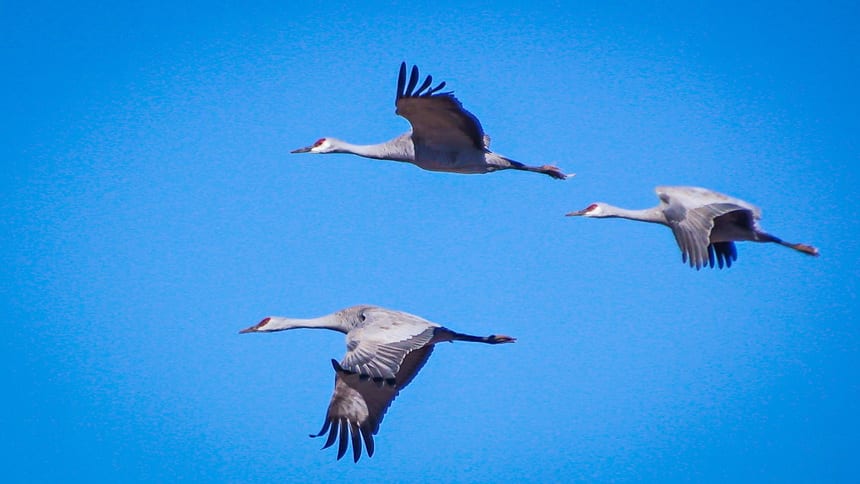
[[311, 346, 435, 462], [341, 326, 436, 380], [394, 62, 485, 151], [663, 199, 750, 269], [657, 186, 762, 219], [341, 308, 438, 380], [657, 186, 761, 269]]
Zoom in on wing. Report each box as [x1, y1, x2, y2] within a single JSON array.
[[341, 326, 436, 383], [394, 62, 485, 151], [311, 346, 435, 462], [663, 200, 748, 269], [657, 186, 762, 219], [708, 241, 738, 269], [341, 308, 439, 381]]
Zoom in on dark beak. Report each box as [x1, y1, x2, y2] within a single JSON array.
[[238, 326, 256, 334], [290, 145, 313, 153], [565, 209, 587, 217]]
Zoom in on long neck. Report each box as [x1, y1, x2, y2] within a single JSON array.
[[601, 204, 667, 225], [332, 137, 414, 162], [263, 314, 349, 334]]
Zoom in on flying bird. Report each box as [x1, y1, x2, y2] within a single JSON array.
[[239, 304, 515, 462], [566, 185, 819, 269], [291, 62, 570, 179]]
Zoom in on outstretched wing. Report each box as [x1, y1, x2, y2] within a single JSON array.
[[394, 62, 485, 151], [311, 346, 435, 462], [657, 186, 762, 219]]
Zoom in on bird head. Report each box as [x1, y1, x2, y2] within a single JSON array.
[[239, 317, 275, 333], [566, 203, 607, 218], [291, 137, 338, 154]]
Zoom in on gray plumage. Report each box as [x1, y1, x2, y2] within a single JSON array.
[[291, 62, 570, 179], [567, 185, 819, 269], [239, 305, 515, 462]]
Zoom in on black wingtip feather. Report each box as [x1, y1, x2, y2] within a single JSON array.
[[361, 427, 375, 458], [406, 65, 419, 96], [396, 63, 450, 99], [337, 420, 349, 460], [310, 417, 331, 439], [397, 62, 406, 99], [322, 420, 338, 450], [351, 423, 362, 463], [415, 74, 433, 96], [711, 242, 737, 270], [426, 81, 447, 95]]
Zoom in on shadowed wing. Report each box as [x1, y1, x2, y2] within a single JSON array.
[[394, 62, 485, 152], [664, 202, 749, 269], [708, 241, 738, 269], [311, 345, 435, 462]]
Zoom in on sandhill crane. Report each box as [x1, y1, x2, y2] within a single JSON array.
[[239, 304, 515, 462], [566, 186, 819, 269], [291, 62, 570, 179]]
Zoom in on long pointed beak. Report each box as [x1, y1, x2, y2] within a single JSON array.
[[239, 317, 270, 334], [290, 145, 313, 153], [565, 209, 587, 217]]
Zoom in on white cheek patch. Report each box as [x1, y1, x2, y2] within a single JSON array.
[[586, 204, 602, 216]]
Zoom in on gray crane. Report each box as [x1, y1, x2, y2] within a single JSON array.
[[239, 304, 515, 462], [566, 185, 819, 269], [291, 62, 570, 179]]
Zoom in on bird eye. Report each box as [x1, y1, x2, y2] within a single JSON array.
[[358, 312, 367, 322]]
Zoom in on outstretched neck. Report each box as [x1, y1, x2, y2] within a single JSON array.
[[331, 137, 413, 162], [261, 315, 349, 334], [601, 205, 667, 225]]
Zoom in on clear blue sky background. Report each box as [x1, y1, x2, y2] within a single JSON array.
[[3, 1, 857, 482]]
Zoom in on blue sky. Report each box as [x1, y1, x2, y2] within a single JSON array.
[[3, 1, 858, 481]]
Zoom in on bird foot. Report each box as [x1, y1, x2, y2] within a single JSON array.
[[540, 165, 573, 180], [489, 334, 516, 344], [793, 243, 820, 256]]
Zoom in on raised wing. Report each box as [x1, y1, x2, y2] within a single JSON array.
[[311, 346, 435, 462], [394, 62, 485, 151], [657, 186, 762, 219]]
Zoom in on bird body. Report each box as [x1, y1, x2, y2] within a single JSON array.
[[567, 185, 819, 269], [239, 305, 514, 462], [291, 63, 570, 179]]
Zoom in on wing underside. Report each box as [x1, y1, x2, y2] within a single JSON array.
[[394, 62, 485, 151], [311, 345, 435, 462]]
